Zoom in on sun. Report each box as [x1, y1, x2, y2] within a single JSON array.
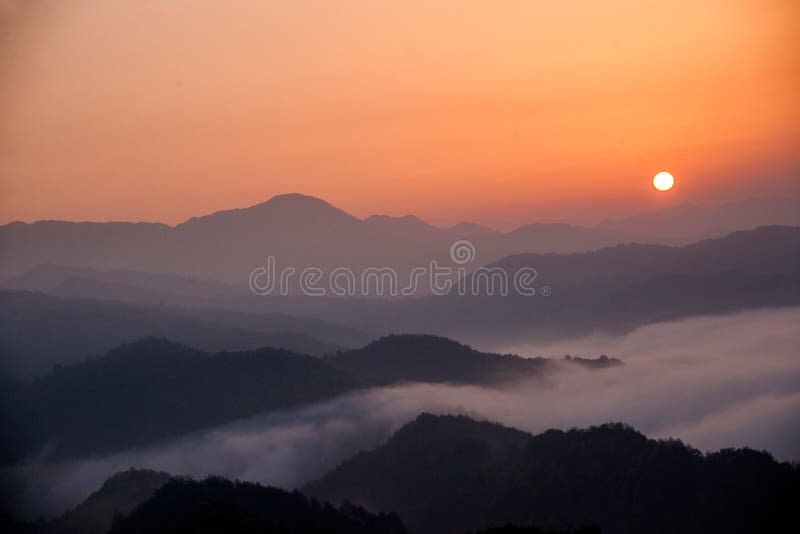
[[652, 171, 675, 192]]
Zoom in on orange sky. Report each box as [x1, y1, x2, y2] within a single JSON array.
[[1, 0, 798, 229]]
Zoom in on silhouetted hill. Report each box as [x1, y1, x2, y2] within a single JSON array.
[[326, 334, 554, 384], [0, 290, 365, 379], [176, 193, 363, 234], [106, 476, 407, 534], [1, 335, 615, 463], [2, 338, 362, 460], [306, 414, 799, 534], [46, 469, 171, 534], [3, 471, 407, 534]]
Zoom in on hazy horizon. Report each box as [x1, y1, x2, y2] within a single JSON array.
[[2, 191, 799, 232]]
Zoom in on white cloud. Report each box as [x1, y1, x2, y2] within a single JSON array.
[[7, 307, 800, 519]]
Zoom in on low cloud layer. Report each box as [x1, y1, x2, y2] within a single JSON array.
[[6, 307, 800, 519]]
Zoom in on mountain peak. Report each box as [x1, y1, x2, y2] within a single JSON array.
[[245, 193, 354, 217], [361, 333, 471, 352], [177, 193, 360, 230], [263, 192, 334, 208]]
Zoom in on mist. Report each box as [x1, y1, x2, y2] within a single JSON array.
[[5, 307, 799, 520]]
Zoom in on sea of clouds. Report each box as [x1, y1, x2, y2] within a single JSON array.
[[6, 306, 799, 519]]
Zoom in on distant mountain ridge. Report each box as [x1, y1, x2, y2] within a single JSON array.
[[175, 193, 363, 234], [597, 197, 800, 240], [6, 226, 794, 348], [0, 263, 246, 298], [363, 214, 498, 242], [3, 193, 796, 288], [0, 290, 368, 379], [0, 192, 633, 288], [176, 225, 800, 346]]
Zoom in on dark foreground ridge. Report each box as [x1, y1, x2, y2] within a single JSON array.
[[37, 469, 170, 534], [2, 473, 407, 534], [4, 416, 795, 534], [107, 477, 408, 534], [306, 414, 800, 534], [2, 469, 600, 534]]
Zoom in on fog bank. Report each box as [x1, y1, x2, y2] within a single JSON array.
[[5, 307, 799, 519]]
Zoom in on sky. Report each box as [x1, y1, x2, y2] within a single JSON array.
[[1, 0, 798, 228]]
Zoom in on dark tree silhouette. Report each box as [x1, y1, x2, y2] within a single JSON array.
[[307, 414, 800, 534], [107, 476, 407, 534]]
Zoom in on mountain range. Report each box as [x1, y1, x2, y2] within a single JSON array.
[[0, 335, 615, 463], [597, 197, 800, 240], [306, 414, 800, 534], [0, 290, 370, 380], [7, 416, 797, 534], [3, 224, 798, 350], [159, 225, 798, 346], [2, 194, 797, 290]]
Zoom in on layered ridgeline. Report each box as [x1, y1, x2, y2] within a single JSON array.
[[6, 416, 796, 534], [4, 225, 799, 348], [0, 338, 360, 463], [0, 336, 617, 463], [0, 290, 371, 380], [230, 225, 800, 346], [3, 194, 798, 287], [0, 193, 636, 286], [306, 414, 799, 534]]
